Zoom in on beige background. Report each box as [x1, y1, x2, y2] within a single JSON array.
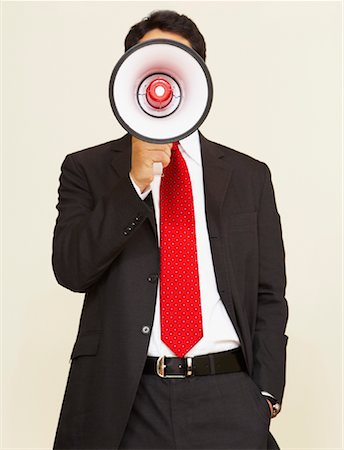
[[1, 1, 342, 449]]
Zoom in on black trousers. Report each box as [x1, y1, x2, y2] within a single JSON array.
[[118, 371, 277, 450]]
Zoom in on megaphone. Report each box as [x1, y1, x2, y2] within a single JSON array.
[[108, 38, 213, 144]]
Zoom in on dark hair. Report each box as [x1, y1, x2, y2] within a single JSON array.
[[125, 10, 206, 60]]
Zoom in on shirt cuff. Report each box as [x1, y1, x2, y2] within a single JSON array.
[[129, 174, 152, 200], [261, 391, 275, 399]]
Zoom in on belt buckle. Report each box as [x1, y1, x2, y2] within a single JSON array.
[[156, 356, 193, 378]]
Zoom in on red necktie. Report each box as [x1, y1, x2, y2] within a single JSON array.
[[160, 141, 203, 357]]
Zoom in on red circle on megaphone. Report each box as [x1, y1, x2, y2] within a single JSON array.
[[146, 78, 173, 109]]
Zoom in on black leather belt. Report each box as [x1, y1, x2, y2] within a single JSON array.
[[143, 348, 246, 378]]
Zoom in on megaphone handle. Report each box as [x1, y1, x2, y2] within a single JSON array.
[[153, 162, 163, 177]]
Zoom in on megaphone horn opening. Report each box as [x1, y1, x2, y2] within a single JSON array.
[[109, 39, 213, 143]]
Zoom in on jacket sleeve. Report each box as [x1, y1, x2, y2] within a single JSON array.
[[52, 153, 152, 293], [252, 163, 288, 404]]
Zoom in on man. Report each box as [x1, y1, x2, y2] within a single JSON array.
[[52, 10, 288, 450]]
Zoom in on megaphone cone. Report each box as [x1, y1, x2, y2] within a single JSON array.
[[109, 39, 213, 144]]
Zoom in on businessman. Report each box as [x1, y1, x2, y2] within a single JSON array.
[[53, 10, 288, 450]]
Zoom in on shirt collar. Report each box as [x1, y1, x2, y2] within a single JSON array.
[[178, 130, 201, 166]]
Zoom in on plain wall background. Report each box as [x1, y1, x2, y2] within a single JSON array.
[[2, 1, 342, 448]]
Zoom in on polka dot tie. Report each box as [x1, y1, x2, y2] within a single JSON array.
[[159, 141, 203, 357]]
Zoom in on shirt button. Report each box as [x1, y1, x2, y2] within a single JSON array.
[[141, 325, 150, 335]]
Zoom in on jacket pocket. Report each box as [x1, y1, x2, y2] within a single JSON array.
[[244, 373, 272, 425], [70, 331, 102, 360]]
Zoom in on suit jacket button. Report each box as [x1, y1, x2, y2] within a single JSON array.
[[142, 325, 150, 334], [147, 273, 158, 283]]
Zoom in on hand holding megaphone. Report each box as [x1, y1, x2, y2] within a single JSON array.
[[130, 137, 172, 193]]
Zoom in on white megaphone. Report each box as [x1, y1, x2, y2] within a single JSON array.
[[109, 39, 213, 175]]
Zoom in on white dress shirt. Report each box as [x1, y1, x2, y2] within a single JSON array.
[[130, 130, 240, 357]]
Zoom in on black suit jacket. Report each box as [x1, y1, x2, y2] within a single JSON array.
[[52, 133, 288, 449]]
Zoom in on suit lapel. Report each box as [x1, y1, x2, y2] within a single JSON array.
[[200, 133, 233, 235], [199, 133, 242, 341], [110, 134, 131, 177]]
